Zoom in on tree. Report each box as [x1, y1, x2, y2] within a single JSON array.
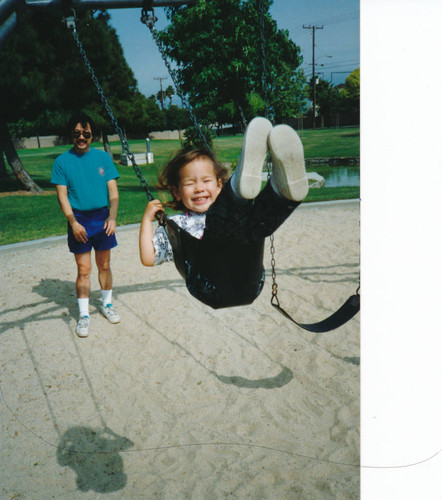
[[341, 68, 360, 115], [0, 149, 7, 178], [158, 0, 306, 133], [165, 85, 175, 107], [0, 14, 60, 191], [0, 9, 161, 189], [156, 90, 166, 110], [164, 105, 190, 131], [113, 92, 166, 136], [0, 114, 42, 192], [307, 77, 342, 126], [256, 5, 307, 123], [1, 10, 140, 134]]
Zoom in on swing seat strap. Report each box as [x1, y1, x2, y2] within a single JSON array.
[[271, 293, 360, 333]]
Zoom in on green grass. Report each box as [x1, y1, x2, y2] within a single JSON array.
[[297, 127, 360, 158], [0, 127, 359, 245], [305, 186, 359, 203]]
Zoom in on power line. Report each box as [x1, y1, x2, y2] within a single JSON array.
[[318, 60, 360, 70], [312, 11, 359, 27], [291, 10, 359, 34]]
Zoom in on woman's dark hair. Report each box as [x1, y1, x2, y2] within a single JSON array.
[[68, 113, 96, 138], [157, 148, 230, 211]]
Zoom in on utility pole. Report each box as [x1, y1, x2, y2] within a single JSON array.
[[154, 76, 168, 110], [303, 25, 323, 129]]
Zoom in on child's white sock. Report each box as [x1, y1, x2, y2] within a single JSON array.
[[101, 289, 112, 307], [78, 298, 89, 317]]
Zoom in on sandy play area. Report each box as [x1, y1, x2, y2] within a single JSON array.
[[1, 200, 360, 498]]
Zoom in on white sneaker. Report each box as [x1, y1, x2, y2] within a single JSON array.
[[100, 304, 120, 324], [232, 117, 273, 199], [76, 315, 90, 337], [267, 124, 309, 201]]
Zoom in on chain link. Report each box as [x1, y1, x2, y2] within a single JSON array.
[[270, 233, 280, 307], [67, 14, 155, 201], [141, 10, 211, 151], [258, 0, 269, 121], [258, 0, 280, 306]]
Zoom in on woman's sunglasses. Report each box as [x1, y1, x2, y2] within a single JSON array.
[[73, 131, 92, 139]]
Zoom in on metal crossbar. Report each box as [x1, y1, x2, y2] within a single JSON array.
[[0, 0, 193, 44], [26, 0, 194, 10]]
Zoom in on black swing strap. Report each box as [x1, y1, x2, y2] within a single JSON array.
[[257, 0, 360, 332], [268, 230, 360, 333], [271, 293, 360, 333]]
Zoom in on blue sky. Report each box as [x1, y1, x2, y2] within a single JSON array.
[[108, 0, 359, 100]]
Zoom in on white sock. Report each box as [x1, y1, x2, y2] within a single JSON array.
[[101, 289, 112, 307], [78, 298, 89, 317]]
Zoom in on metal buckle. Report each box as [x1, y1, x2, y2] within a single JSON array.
[[140, 0, 157, 28]]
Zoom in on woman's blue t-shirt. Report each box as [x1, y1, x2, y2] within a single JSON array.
[[51, 148, 119, 211]]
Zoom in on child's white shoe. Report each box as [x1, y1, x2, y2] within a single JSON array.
[[268, 124, 309, 202], [232, 117, 273, 199]]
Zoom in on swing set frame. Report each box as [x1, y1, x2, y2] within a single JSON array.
[[0, 0, 192, 48]]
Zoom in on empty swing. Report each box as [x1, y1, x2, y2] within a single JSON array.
[[67, 3, 360, 330]]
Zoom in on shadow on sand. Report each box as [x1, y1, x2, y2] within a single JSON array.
[[57, 426, 134, 493]]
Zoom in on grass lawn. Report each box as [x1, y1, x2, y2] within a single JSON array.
[[296, 127, 360, 158], [0, 127, 359, 245]]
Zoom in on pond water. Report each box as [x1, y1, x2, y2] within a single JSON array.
[[320, 166, 360, 187]]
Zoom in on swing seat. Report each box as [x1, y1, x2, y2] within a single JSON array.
[[165, 218, 265, 309]]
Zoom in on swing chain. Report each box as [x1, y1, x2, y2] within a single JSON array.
[[258, 0, 270, 121], [270, 232, 280, 307], [140, 7, 211, 151], [258, 0, 280, 307], [66, 12, 155, 201]]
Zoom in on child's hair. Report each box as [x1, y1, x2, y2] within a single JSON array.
[[157, 148, 230, 211]]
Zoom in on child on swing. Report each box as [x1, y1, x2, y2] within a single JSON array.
[[139, 117, 309, 306]]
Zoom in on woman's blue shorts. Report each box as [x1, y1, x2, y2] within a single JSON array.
[[67, 207, 117, 254]]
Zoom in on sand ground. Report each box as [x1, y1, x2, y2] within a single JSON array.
[[0, 200, 360, 499]]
